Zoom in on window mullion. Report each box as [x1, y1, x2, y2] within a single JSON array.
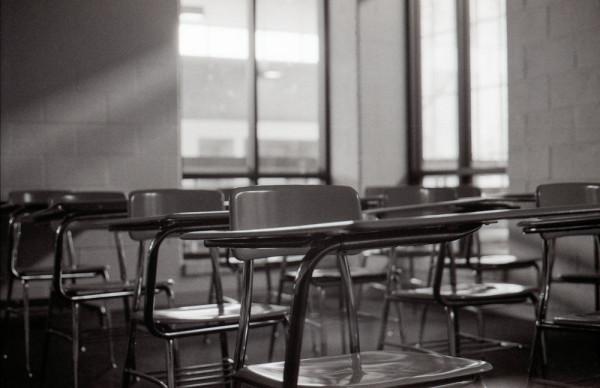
[[247, 0, 258, 184], [407, 0, 422, 184], [456, 0, 472, 185]]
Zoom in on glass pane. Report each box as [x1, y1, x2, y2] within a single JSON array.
[[420, 0, 459, 170], [256, 0, 321, 174], [257, 177, 322, 185], [181, 177, 251, 190], [473, 174, 508, 194], [422, 175, 459, 188], [470, 0, 508, 168], [179, 0, 250, 175]]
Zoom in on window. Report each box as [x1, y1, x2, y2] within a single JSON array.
[[408, 0, 508, 191], [179, 0, 329, 189]]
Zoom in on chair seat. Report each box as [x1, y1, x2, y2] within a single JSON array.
[[451, 254, 539, 270], [390, 282, 536, 304], [63, 280, 173, 300], [136, 303, 289, 325], [553, 311, 600, 328], [556, 272, 600, 284], [284, 267, 387, 284], [18, 265, 108, 281], [235, 350, 492, 388]]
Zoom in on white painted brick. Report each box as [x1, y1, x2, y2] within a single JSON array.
[[44, 87, 108, 124], [576, 28, 600, 68], [525, 36, 575, 78], [527, 145, 551, 179], [44, 156, 109, 189], [550, 142, 600, 180], [508, 81, 529, 115], [106, 153, 179, 191], [579, 68, 600, 104], [526, 76, 550, 112], [136, 125, 178, 156], [574, 0, 600, 31], [106, 91, 145, 124], [76, 64, 137, 95], [0, 155, 46, 194], [574, 103, 600, 142], [1, 102, 45, 122], [134, 60, 178, 125], [76, 125, 139, 156], [508, 44, 526, 80], [507, 0, 526, 14], [544, 37, 577, 75], [549, 70, 583, 108], [524, 0, 550, 10], [548, 0, 575, 38], [524, 42, 547, 78], [521, 7, 549, 44], [554, 68, 600, 106], [507, 10, 546, 49], [507, 146, 526, 179], [508, 113, 527, 149], [5, 123, 78, 157], [508, 144, 550, 180], [523, 39, 575, 78], [525, 107, 573, 146]]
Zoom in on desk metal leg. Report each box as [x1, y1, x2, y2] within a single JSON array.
[[22, 280, 33, 378], [72, 302, 80, 388], [283, 243, 333, 387], [377, 297, 390, 350], [446, 306, 460, 356], [165, 338, 176, 388], [233, 261, 254, 372]]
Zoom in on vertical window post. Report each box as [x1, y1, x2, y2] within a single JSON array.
[[456, 0, 472, 185]]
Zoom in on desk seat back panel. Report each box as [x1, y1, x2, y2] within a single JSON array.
[[230, 185, 361, 260]]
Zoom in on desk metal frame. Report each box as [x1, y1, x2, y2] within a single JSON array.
[[183, 204, 600, 387]]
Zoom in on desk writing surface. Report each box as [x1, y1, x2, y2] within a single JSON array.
[[363, 197, 487, 216], [182, 204, 600, 243], [487, 192, 536, 202], [181, 220, 355, 241], [27, 200, 127, 222], [518, 213, 600, 233], [106, 211, 229, 232], [366, 204, 600, 228]]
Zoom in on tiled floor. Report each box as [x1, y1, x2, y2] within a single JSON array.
[[2, 227, 599, 387], [2, 285, 599, 388]]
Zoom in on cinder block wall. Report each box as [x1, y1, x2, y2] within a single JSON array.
[[507, 0, 600, 313], [507, 0, 600, 190], [0, 1, 181, 297], [1, 0, 180, 194]]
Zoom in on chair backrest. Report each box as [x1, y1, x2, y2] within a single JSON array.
[[128, 189, 224, 240], [8, 190, 71, 206], [229, 185, 361, 260], [49, 191, 127, 206], [455, 185, 482, 198], [536, 183, 600, 207], [365, 186, 457, 217]]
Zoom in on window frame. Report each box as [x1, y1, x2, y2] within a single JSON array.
[[406, 0, 507, 186], [179, 0, 331, 185]]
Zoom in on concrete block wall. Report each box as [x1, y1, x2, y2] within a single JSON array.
[[507, 0, 600, 313], [507, 0, 600, 192], [1, 0, 180, 196], [0, 0, 181, 297]]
